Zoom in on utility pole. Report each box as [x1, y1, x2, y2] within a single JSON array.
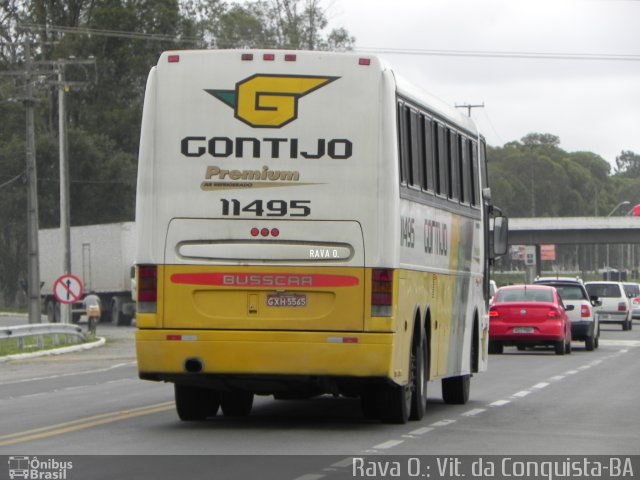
[[455, 103, 484, 117], [24, 41, 42, 324], [53, 57, 95, 323], [57, 62, 71, 324]]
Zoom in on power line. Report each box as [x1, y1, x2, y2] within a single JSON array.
[[0, 172, 24, 190], [20, 23, 200, 44], [19, 23, 640, 62], [355, 46, 640, 62]]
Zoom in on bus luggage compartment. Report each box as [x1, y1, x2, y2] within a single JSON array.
[[161, 218, 366, 332]]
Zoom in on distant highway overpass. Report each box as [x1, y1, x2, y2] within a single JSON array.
[[507, 216, 640, 245]]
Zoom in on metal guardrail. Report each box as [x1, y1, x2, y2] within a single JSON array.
[[0, 323, 86, 351]]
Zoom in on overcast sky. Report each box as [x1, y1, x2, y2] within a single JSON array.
[[330, 0, 640, 168]]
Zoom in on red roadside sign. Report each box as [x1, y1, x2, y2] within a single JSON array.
[[53, 274, 84, 305]]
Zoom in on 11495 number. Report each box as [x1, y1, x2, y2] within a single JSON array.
[[220, 199, 311, 217]]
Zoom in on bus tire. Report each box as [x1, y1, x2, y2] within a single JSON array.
[[442, 373, 470, 405], [220, 392, 254, 417], [378, 381, 411, 424], [174, 384, 220, 421], [409, 330, 428, 421]]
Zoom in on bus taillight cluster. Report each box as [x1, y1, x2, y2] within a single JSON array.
[[372, 269, 394, 317], [250, 227, 280, 238]]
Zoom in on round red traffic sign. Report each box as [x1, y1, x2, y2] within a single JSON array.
[[53, 274, 84, 304]]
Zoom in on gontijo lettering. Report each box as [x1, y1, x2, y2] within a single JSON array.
[[181, 136, 352, 160]]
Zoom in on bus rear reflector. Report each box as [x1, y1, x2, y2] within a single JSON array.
[[372, 268, 393, 316], [167, 55, 180, 63], [328, 337, 359, 344], [359, 58, 371, 66], [138, 265, 157, 313], [241, 53, 254, 61]]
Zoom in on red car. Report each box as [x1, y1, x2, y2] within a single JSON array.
[[489, 284, 573, 355]]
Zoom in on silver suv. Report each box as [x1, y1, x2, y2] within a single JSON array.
[[534, 277, 600, 350], [584, 281, 632, 331]]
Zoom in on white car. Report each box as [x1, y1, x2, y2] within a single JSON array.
[[622, 282, 640, 320], [534, 277, 600, 350], [585, 281, 632, 331]]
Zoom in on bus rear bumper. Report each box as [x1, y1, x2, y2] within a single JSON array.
[[136, 329, 396, 390]]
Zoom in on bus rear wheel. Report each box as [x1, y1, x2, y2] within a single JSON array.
[[442, 374, 470, 404], [378, 382, 411, 424], [220, 391, 254, 417], [174, 384, 220, 421], [409, 331, 428, 420]]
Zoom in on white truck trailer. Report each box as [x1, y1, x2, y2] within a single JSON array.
[[39, 222, 136, 325]]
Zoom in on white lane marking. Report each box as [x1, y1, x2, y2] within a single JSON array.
[[489, 399, 511, 407], [330, 458, 354, 468], [532, 382, 550, 389], [599, 339, 640, 347], [578, 365, 591, 370], [462, 408, 486, 417], [430, 419, 456, 427], [550, 375, 565, 381], [512, 390, 531, 398], [565, 370, 579, 375], [410, 426, 434, 435], [0, 362, 136, 385], [373, 439, 404, 449], [293, 475, 325, 480]]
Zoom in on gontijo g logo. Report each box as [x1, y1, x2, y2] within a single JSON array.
[[205, 74, 338, 128]]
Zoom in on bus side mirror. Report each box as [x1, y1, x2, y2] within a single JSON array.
[[493, 216, 508, 256]]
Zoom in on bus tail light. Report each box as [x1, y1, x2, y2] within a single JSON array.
[[371, 269, 393, 317], [138, 265, 157, 313]]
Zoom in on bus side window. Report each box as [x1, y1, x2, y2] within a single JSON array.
[[447, 128, 459, 201], [436, 123, 448, 197], [460, 136, 471, 205], [404, 106, 415, 186], [410, 110, 423, 189], [396, 101, 408, 185], [478, 139, 488, 191], [423, 116, 435, 192], [469, 140, 479, 207]]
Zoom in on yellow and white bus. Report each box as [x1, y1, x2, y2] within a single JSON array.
[[135, 49, 508, 424]]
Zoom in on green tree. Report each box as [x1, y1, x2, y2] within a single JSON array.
[[487, 133, 615, 218], [212, 0, 355, 50], [615, 150, 640, 177]]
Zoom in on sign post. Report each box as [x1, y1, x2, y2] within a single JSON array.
[[53, 274, 84, 323]]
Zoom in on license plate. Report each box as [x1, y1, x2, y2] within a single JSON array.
[[513, 327, 534, 334], [599, 314, 610, 320], [266, 294, 307, 307]]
